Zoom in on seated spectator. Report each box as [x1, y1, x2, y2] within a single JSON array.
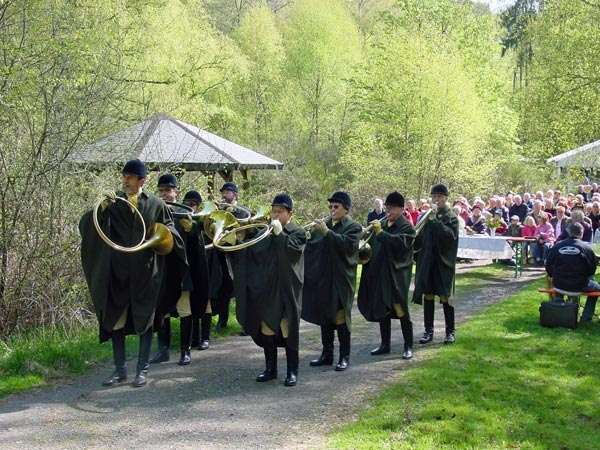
[[487, 210, 507, 235], [505, 215, 523, 237], [551, 206, 568, 239], [417, 203, 431, 222], [453, 205, 466, 235], [543, 198, 556, 217], [367, 198, 386, 223], [522, 216, 537, 237], [532, 213, 555, 264], [406, 199, 420, 225], [589, 201, 600, 233], [523, 192, 533, 209], [529, 200, 545, 224], [545, 223, 599, 322], [509, 194, 528, 223], [465, 205, 486, 234], [557, 209, 593, 242]]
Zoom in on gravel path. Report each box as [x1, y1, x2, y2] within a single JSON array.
[[0, 265, 543, 450]]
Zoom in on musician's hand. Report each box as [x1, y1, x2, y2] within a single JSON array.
[[236, 229, 247, 243], [372, 220, 382, 235], [271, 219, 283, 236], [225, 205, 235, 213], [314, 219, 328, 235], [180, 217, 193, 232], [100, 192, 116, 210]]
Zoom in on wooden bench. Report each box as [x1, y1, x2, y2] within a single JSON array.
[[538, 288, 600, 306]]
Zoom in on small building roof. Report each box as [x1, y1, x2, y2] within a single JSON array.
[[70, 113, 283, 171], [547, 139, 600, 169]]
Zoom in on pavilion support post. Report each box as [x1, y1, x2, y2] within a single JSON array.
[[207, 172, 216, 200], [240, 169, 249, 190], [218, 169, 233, 182]]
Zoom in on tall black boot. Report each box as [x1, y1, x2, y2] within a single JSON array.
[[133, 328, 153, 387], [199, 313, 211, 350], [178, 316, 193, 366], [400, 317, 414, 359], [419, 300, 435, 344], [310, 324, 334, 366], [284, 345, 299, 386], [371, 317, 391, 355], [443, 302, 455, 344], [256, 334, 277, 382], [191, 314, 200, 348], [149, 318, 171, 364], [102, 330, 127, 386], [335, 323, 351, 371], [216, 298, 230, 331]]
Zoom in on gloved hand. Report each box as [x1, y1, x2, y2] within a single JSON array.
[[371, 220, 382, 235], [180, 216, 193, 232], [314, 219, 328, 235], [100, 192, 116, 210], [271, 219, 283, 236]]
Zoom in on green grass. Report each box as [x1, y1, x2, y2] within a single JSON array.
[[329, 278, 600, 449], [0, 303, 240, 399], [454, 262, 517, 291]]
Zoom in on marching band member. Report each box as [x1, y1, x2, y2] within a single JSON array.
[[79, 160, 185, 387], [357, 191, 415, 359], [413, 184, 460, 345], [231, 193, 306, 386], [302, 191, 362, 371]]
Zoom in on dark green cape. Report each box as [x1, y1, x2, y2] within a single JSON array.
[[412, 206, 459, 305], [302, 216, 362, 330], [357, 216, 415, 321], [79, 192, 186, 342], [232, 221, 306, 350]]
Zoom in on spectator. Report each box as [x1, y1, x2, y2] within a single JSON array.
[[465, 205, 486, 234], [523, 192, 533, 209], [551, 206, 568, 239], [522, 216, 537, 238], [532, 213, 555, 264], [367, 198, 386, 223], [589, 201, 600, 233], [453, 205, 466, 235], [543, 198, 556, 217], [487, 210, 507, 236], [545, 223, 598, 322], [509, 194, 528, 223], [529, 200, 545, 225], [406, 199, 420, 225], [557, 209, 593, 243], [505, 215, 523, 237]]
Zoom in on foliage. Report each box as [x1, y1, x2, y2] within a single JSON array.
[[329, 278, 600, 449]]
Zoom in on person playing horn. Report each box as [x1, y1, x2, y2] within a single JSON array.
[[79, 159, 186, 387], [357, 191, 415, 359], [302, 191, 362, 371]]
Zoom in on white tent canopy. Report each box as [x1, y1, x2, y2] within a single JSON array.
[[547, 139, 600, 169], [70, 113, 283, 172]]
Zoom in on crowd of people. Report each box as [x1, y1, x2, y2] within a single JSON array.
[[367, 186, 600, 265]]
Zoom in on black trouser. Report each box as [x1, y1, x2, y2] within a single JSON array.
[[379, 315, 413, 348], [137, 328, 153, 374], [423, 299, 455, 333]]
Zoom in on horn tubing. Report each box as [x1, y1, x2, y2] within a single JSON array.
[[213, 223, 273, 252], [93, 196, 147, 253]]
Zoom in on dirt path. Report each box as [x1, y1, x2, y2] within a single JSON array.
[[0, 265, 543, 450]]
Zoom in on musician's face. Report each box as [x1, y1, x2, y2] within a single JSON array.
[[271, 206, 291, 226], [329, 202, 347, 221], [221, 189, 237, 203], [385, 205, 403, 223], [122, 174, 145, 195], [431, 193, 447, 207], [183, 200, 199, 212], [158, 186, 178, 203]]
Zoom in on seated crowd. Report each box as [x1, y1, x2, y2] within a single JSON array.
[[368, 185, 600, 266]]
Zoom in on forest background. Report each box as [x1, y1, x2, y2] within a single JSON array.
[[0, 0, 599, 335]]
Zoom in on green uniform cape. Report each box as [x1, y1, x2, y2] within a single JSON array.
[[302, 216, 362, 330], [357, 216, 415, 321], [412, 206, 459, 305]]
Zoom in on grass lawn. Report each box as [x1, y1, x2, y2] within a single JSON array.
[[329, 278, 600, 449], [0, 304, 241, 399]]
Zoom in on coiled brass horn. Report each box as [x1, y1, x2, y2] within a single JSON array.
[[93, 196, 174, 255], [211, 207, 273, 252]]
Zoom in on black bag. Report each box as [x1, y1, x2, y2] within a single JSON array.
[[539, 299, 578, 329]]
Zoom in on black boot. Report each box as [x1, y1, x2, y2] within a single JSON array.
[[133, 328, 153, 387], [310, 324, 334, 366], [102, 330, 127, 386], [443, 302, 455, 344], [371, 317, 391, 355], [216, 298, 230, 331], [419, 299, 434, 344], [335, 323, 351, 371], [191, 315, 200, 348], [284, 345, 299, 386], [400, 317, 414, 360], [150, 318, 171, 363], [178, 316, 192, 366], [199, 313, 211, 350], [256, 335, 277, 382]]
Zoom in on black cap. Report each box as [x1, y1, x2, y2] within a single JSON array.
[[220, 182, 238, 193], [183, 190, 202, 204], [122, 159, 147, 178], [272, 193, 293, 211], [384, 191, 405, 208], [430, 183, 449, 196], [327, 191, 352, 210], [157, 173, 178, 188]]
